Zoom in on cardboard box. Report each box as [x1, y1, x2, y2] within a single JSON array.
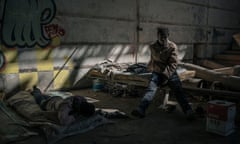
[[206, 100, 236, 136]]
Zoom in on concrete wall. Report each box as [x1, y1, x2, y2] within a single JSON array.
[[0, 0, 240, 93]]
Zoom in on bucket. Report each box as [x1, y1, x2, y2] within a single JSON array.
[[92, 79, 104, 92], [206, 100, 236, 136]]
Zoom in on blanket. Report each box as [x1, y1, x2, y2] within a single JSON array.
[[6, 91, 112, 144]]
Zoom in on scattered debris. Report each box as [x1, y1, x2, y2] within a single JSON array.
[[179, 62, 240, 91]]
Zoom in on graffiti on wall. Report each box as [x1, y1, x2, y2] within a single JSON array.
[[0, 50, 6, 70], [45, 24, 65, 38], [1, 0, 56, 48]]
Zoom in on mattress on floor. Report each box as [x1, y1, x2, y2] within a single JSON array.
[[6, 91, 111, 144]]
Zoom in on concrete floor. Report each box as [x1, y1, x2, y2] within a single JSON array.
[[10, 89, 240, 144]]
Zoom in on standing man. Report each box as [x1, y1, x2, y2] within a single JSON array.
[[131, 27, 194, 120]]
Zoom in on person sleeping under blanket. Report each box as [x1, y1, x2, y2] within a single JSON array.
[[30, 86, 95, 126]]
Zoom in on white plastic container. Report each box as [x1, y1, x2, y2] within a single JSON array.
[[206, 100, 236, 136]]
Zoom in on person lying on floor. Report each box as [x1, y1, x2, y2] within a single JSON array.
[[30, 86, 95, 126]]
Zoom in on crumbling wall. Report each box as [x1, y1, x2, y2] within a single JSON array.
[[0, 0, 240, 93]]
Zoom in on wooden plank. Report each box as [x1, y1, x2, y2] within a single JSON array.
[[214, 54, 240, 61], [213, 65, 240, 76], [87, 69, 150, 87], [214, 67, 234, 75], [233, 33, 240, 47], [223, 50, 240, 55], [215, 60, 240, 66], [178, 70, 196, 81], [179, 62, 240, 91], [199, 60, 225, 69], [183, 86, 240, 100]]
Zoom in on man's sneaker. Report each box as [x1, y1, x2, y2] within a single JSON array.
[[131, 108, 145, 118], [186, 109, 195, 121], [132, 100, 150, 118], [165, 104, 176, 113]]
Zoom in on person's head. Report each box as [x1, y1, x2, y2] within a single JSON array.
[[73, 98, 95, 117], [157, 27, 169, 45]]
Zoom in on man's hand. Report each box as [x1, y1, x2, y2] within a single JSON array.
[[159, 73, 168, 86]]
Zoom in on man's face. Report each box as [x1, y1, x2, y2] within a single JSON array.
[[158, 33, 168, 45]]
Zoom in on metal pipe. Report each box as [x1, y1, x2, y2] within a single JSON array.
[[44, 46, 78, 92]]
